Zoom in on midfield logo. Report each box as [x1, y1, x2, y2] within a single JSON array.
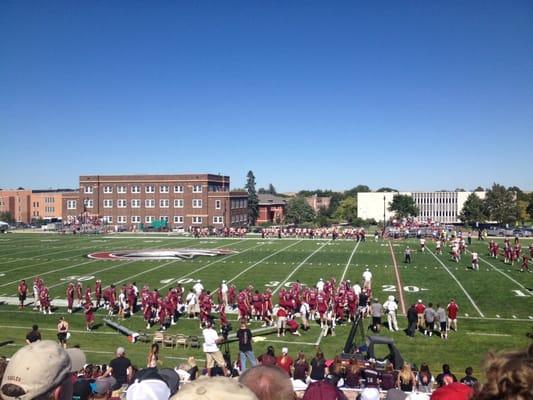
[[88, 248, 237, 260]]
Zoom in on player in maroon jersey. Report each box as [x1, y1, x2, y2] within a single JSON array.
[[316, 291, 328, 328], [251, 290, 264, 321], [219, 302, 229, 328], [66, 282, 75, 314], [18, 280, 27, 309], [40, 286, 52, 315], [85, 287, 92, 305], [447, 299, 459, 332], [346, 289, 359, 322], [84, 300, 94, 331], [157, 298, 167, 330], [237, 289, 250, 321], [95, 279, 102, 307], [520, 255, 530, 273], [76, 282, 83, 308], [143, 302, 154, 329]]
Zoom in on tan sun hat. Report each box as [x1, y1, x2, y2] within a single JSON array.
[[170, 377, 258, 400], [1, 340, 71, 400]]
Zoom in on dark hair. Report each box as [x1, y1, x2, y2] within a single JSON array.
[[465, 367, 473, 375], [32, 324, 38, 330], [442, 364, 450, 373], [267, 346, 275, 357]]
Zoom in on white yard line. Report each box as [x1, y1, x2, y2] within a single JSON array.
[[273, 241, 330, 294], [469, 251, 533, 296], [427, 248, 485, 318], [339, 241, 361, 283], [466, 332, 511, 337], [388, 241, 406, 314], [213, 240, 304, 293], [0, 325, 123, 336]]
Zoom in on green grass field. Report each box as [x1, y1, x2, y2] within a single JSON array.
[[0, 233, 531, 379]]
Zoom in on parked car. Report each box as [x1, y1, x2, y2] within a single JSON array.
[[513, 229, 531, 237]]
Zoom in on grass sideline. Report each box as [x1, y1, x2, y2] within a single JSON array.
[[0, 233, 531, 380]]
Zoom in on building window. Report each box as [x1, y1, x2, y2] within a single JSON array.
[[131, 199, 141, 208], [83, 186, 93, 194], [131, 216, 141, 223], [160, 199, 169, 208], [131, 185, 140, 194], [192, 199, 203, 208], [103, 199, 113, 208], [103, 216, 113, 223], [117, 199, 127, 208], [117, 186, 127, 194], [160, 185, 169, 193], [145, 199, 155, 208], [67, 200, 77, 210], [117, 216, 127, 223], [213, 216, 224, 224], [145, 216, 154, 223], [145, 185, 155, 193], [174, 199, 184, 208], [103, 186, 113, 194], [215, 200, 221, 209], [173, 216, 184, 224], [84, 199, 93, 209], [174, 185, 184, 193], [192, 216, 203, 224], [192, 185, 203, 193], [160, 216, 169, 222]]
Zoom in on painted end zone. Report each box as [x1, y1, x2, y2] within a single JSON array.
[[88, 248, 238, 260]]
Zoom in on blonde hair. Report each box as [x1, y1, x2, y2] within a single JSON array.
[[475, 344, 533, 400], [400, 363, 413, 383]]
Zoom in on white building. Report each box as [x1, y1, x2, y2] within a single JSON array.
[[357, 191, 486, 223]]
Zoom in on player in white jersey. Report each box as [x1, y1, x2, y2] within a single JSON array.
[[316, 278, 325, 292], [435, 239, 442, 255], [419, 238, 426, 252], [471, 252, 479, 271], [362, 268, 373, 290]]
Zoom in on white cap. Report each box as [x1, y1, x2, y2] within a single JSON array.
[[282, 347, 288, 354]]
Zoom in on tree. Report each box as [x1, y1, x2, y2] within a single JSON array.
[[285, 197, 315, 225], [459, 193, 487, 225], [268, 184, 277, 195], [334, 197, 358, 224], [245, 171, 259, 226], [516, 200, 529, 225], [484, 183, 517, 225], [0, 211, 14, 223], [376, 187, 397, 192], [345, 185, 370, 197], [388, 195, 419, 218], [473, 186, 485, 192]]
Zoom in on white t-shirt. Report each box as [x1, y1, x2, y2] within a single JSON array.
[[362, 271, 372, 282], [420, 238, 426, 245], [202, 328, 220, 352], [221, 283, 228, 294], [353, 284, 362, 295], [193, 283, 204, 295], [316, 280, 324, 291], [383, 300, 398, 313], [186, 292, 197, 306]]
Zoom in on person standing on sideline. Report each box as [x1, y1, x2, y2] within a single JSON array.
[[447, 299, 459, 332], [436, 304, 448, 339], [57, 316, 69, 348], [404, 247, 412, 263], [362, 268, 373, 290], [370, 298, 382, 333], [100, 346, 132, 390], [424, 303, 436, 336], [415, 299, 426, 330], [202, 321, 228, 377], [237, 319, 257, 372], [146, 343, 160, 368], [383, 295, 399, 331], [18, 279, 27, 309], [407, 304, 417, 337]]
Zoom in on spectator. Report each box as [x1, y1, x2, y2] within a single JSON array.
[[187, 356, 199, 380], [293, 352, 309, 383], [202, 321, 229, 377], [1, 340, 73, 400], [174, 376, 257, 400], [415, 362, 433, 393], [309, 350, 326, 381], [25, 324, 41, 344], [460, 367, 478, 388], [237, 319, 258, 372], [370, 298, 382, 332], [277, 347, 294, 377], [240, 365, 294, 400], [475, 344, 532, 400], [435, 364, 458, 387], [100, 346, 133, 390], [360, 387, 380, 400], [406, 304, 417, 337], [430, 382, 473, 400], [397, 363, 415, 392], [383, 295, 399, 331], [146, 343, 160, 368], [258, 346, 277, 366], [126, 368, 171, 400]]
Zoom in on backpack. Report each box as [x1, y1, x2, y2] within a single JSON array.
[[302, 380, 348, 400]]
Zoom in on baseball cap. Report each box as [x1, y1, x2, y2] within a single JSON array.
[[282, 347, 288, 354], [170, 377, 258, 400], [418, 299, 422, 303], [1, 340, 71, 400], [66, 347, 87, 373], [360, 388, 380, 400], [158, 368, 180, 396], [126, 379, 170, 400], [430, 382, 473, 400]]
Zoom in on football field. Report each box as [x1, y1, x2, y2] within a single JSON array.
[[0, 233, 531, 377]]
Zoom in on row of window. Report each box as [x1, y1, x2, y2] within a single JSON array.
[[230, 199, 247, 209], [69, 199, 223, 210], [101, 215, 222, 224], [231, 214, 247, 223], [84, 184, 203, 194]]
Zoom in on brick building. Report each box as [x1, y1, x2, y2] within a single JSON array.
[[62, 174, 248, 229], [0, 189, 32, 223], [257, 194, 287, 224], [305, 194, 331, 212], [0, 189, 75, 223]]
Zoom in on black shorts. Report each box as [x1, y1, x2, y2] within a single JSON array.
[[19, 294, 26, 302], [372, 316, 381, 325], [440, 321, 447, 331], [57, 332, 67, 342]]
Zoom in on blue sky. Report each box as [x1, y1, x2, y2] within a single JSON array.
[[1, 1, 532, 192]]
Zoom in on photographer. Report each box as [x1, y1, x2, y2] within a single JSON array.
[[237, 319, 258, 372], [202, 321, 229, 377]]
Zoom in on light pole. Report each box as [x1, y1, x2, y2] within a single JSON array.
[[383, 195, 386, 233]]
